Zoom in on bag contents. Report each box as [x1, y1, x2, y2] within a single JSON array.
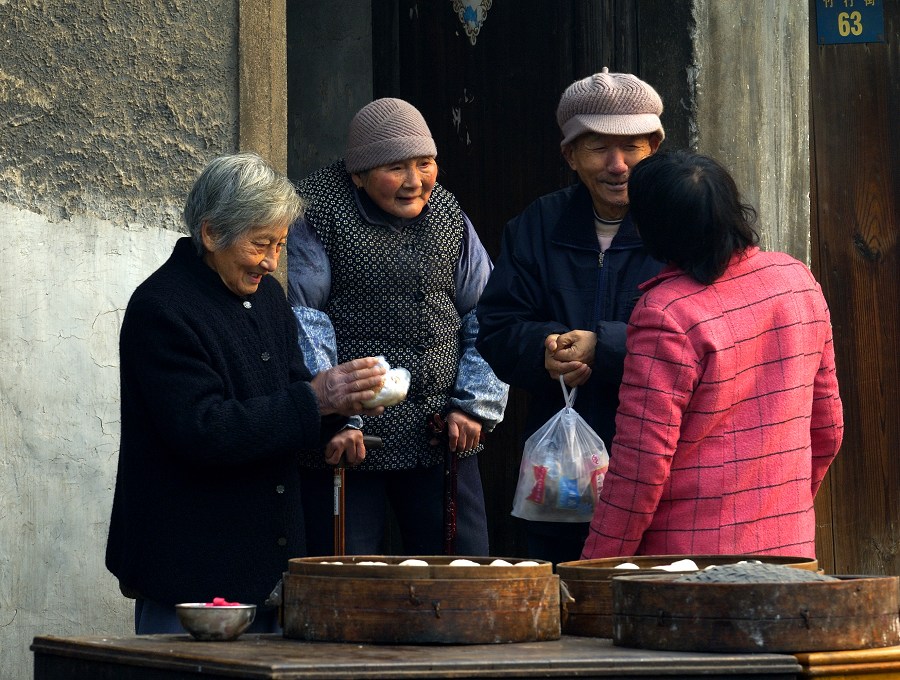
[[512, 377, 609, 522]]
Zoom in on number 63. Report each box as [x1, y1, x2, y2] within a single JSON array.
[[838, 11, 863, 37]]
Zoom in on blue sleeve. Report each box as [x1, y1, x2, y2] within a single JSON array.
[[291, 306, 338, 374], [287, 218, 362, 430], [453, 212, 493, 315], [448, 309, 509, 430], [448, 212, 509, 430], [287, 216, 337, 373], [286, 217, 331, 310]]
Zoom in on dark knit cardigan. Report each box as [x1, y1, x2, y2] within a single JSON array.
[[106, 237, 326, 606]]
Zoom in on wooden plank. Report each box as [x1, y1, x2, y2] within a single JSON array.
[[796, 645, 900, 666], [796, 643, 900, 678], [808, 0, 900, 577], [31, 634, 803, 679]]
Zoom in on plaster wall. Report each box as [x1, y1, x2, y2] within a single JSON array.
[[0, 2, 238, 678], [692, 1, 811, 261]]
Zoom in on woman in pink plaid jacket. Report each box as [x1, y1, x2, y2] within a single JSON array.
[[581, 151, 844, 560]]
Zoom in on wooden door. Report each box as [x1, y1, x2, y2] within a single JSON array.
[[810, 0, 900, 575], [371, 0, 687, 556]]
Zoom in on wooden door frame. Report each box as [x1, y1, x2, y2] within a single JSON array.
[[809, 0, 900, 575]]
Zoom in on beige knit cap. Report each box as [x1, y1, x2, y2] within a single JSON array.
[[344, 98, 438, 173], [556, 68, 665, 147]]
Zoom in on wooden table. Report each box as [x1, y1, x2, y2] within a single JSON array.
[[32, 634, 802, 679]]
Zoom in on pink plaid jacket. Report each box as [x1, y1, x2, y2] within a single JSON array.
[[582, 247, 843, 559]]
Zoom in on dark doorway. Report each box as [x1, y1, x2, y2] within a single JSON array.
[[368, 0, 691, 557]]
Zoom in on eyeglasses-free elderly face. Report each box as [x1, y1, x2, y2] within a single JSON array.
[[201, 222, 289, 298], [352, 156, 438, 221]]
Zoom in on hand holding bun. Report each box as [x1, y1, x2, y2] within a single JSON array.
[[361, 356, 410, 408]]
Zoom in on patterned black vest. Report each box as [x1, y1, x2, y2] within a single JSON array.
[[298, 161, 465, 470]]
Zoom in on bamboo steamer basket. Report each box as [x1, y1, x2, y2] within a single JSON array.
[[282, 555, 560, 644], [556, 554, 819, 638], [611, 572, 900, 653]]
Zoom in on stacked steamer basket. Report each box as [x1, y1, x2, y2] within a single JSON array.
[[610, 563, 900, 654], [556, 554, 819, 638], [281, 556, 560, 644]]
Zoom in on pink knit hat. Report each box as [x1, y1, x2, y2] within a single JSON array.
[[344, 98, 438, 173], [556, 68, 665, 147]]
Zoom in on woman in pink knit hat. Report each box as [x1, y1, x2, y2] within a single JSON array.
[[581, 150, 844, 559], [287, 98, 508, 557]]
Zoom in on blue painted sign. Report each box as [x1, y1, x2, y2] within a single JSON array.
[[816, 0, 885, 44]]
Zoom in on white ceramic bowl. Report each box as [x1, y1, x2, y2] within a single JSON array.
[[175, 602, 256, 641]]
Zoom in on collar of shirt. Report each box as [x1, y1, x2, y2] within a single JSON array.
[[353, 186, 431, 233], [639, 246, 761, 292]]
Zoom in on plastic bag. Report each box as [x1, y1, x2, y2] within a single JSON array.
[[511, 376, 609, 522]]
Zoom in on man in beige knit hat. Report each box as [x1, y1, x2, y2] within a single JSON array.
[[287, 98, 508, 557], [476, 69, 666, 565]]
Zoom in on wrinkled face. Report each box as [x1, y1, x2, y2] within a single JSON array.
[[353, 156, 438, 219], [563, 133, 660, 220], [202, 222, 289, 297]]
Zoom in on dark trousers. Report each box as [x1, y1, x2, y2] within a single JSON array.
[[301, 455, 489, 557], [524, 520, 590, 566]]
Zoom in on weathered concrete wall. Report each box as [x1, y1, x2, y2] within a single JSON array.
[[0, 0, 238, 226], [692, 1, 811, 262], [0, 1, 238, 678]]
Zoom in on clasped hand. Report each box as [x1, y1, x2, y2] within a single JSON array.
[[545, 329, 596, 387]]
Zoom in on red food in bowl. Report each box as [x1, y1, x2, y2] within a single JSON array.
[[205, 597, 241, 607]]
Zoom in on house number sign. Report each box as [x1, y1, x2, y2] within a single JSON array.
[[816, 0, 885, 44]]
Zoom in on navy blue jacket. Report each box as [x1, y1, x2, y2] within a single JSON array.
[[476, 183, 664, 449]]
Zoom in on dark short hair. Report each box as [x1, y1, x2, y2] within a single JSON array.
[[628, 150, 759, 284]]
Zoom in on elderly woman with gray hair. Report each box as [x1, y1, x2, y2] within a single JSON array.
[[106, 152, 387, 634]]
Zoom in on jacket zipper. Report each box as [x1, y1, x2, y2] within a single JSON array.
[[594, 249, 607, 323]]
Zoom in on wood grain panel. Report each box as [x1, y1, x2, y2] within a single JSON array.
[[810, 0, 900, 575]]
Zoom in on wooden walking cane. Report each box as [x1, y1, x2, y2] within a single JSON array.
[[443, 444, 459, 555], [332, 461, 346, 556], [333, 435, 382, 556], [428, 413, 484, 556]]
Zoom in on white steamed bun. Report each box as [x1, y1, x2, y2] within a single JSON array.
[[362, 356, 410, 408]]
